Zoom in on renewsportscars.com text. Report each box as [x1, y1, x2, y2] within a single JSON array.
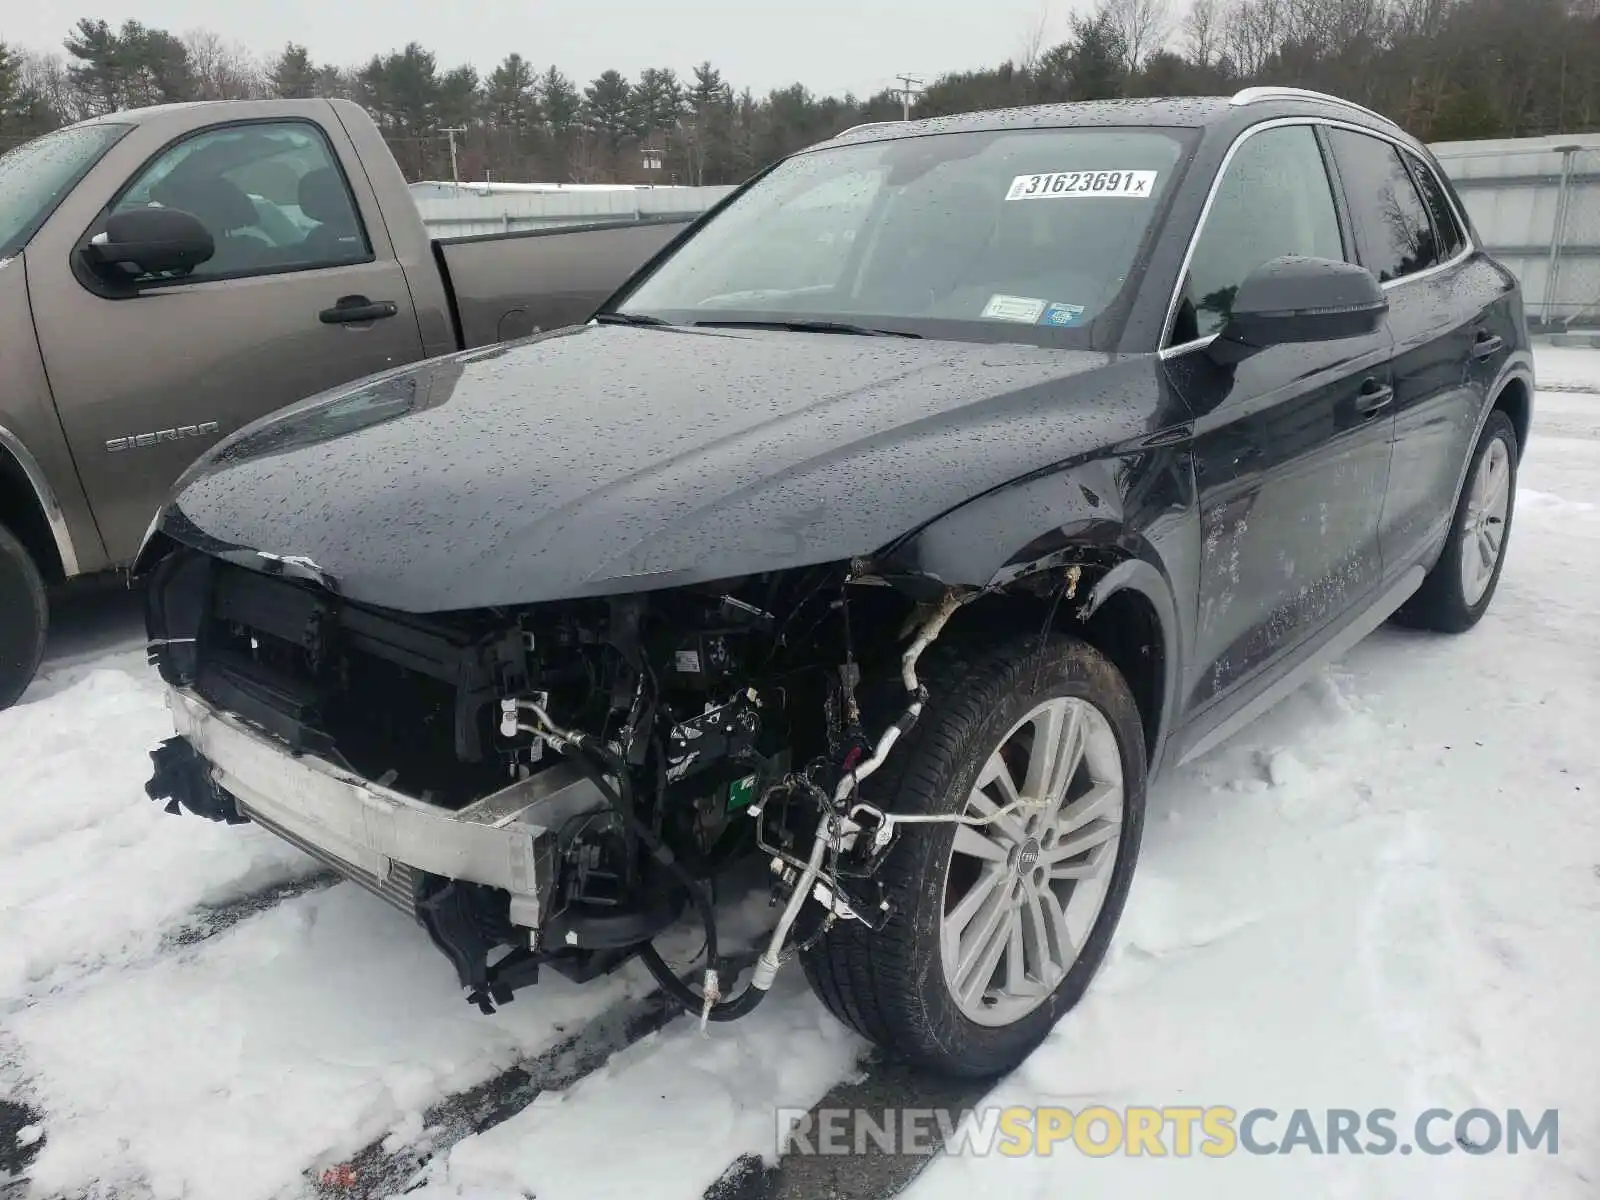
[[776, 1105, 1560, 1159]]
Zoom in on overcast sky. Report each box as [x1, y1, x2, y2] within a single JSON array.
[[14, 1, 1092, 99]]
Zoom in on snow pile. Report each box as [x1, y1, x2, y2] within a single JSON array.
[[0, 650, 317, 1007]]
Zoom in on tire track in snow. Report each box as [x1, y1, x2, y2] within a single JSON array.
[[161, 868, 343, 949], [703, 1055, 992, 1200], [0, 1098, 45, 1194], [316, 951, 763, 1198], [2, 867, 344, 1018], [312, 984, 684, 1197]]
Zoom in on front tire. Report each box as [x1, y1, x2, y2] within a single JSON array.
[[0, 522, 48, 711], [802, 632, 1147, 1078], [1396, 410, 1518, 634]]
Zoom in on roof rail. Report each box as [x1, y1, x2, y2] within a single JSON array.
[[1229, 86, 1399, 129], [833, 120, 906, 138]]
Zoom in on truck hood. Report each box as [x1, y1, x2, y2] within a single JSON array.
[[156, 323, 1163, 611]]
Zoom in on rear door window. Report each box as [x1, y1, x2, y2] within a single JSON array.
[[1326, 129, 1440, 283], [1404, 152, 1467, 262]]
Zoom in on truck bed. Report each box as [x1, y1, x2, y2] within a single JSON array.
[[433, 216, 695, 347]]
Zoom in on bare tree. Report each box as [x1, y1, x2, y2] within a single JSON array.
[[1016, 0, 1054, 72], [183, 29, 266, 101], [1184, 0, 1226, 66], [1392, 0, 1451, 37], [1100, 0, 1175, 71], [1224, 0, 1287, 75], [17, 50, 80, 122]]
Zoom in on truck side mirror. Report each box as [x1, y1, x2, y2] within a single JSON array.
[[83, 207, 215, 279]]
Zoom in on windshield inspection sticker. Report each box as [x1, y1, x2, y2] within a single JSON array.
[[982, 294, 1048, 323], [1039, 302, 1087, 327], [1006, 170, 1159, 200]]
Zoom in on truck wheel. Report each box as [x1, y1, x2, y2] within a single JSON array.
[[0, 522, 48, 711], [1395, 410, 1518, 634], [802, 632, 1147, 1078]]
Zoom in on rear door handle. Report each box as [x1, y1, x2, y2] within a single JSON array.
[[320, 295, 398, 324], [1471, 331, 1505, 361], [1355, 379, 1395, 416]]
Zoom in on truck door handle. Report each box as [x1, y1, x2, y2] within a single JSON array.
[[1471, 332, 1505, 361], [320, 295, 398, 324], [1355, 380, 1394, 416]]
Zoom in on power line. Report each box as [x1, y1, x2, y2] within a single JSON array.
[[439, 125, 467, 184], [894, 74, 925, 121]]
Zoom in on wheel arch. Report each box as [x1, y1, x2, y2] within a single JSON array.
[[933, 554, 1180, 773], [0, 432, 67, 584], [1493, 373, 1532, 462]]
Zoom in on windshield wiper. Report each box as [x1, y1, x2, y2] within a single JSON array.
[[594, 311, 674, 327], [692, 319, 922, 339]]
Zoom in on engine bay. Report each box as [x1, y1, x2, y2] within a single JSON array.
[[144, 548, 986, 1019]]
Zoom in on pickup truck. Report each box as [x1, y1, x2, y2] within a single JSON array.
[[0, 97, 692, 708]]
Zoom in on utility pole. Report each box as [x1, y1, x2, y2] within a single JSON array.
[[895, 74, 924, 121], [440, 126, 467, 186]]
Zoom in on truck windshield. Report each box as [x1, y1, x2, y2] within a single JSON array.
[[0, 123, 129, 259], [612, 126, 1192, 345]]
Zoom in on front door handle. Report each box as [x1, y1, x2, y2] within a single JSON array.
[[1471, 331, 1505, 361], [1355, 379, 1395, 416], [320, 295, 399, 324]]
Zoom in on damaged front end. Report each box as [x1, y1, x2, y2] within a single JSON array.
[[143, 547, 978, 1020]]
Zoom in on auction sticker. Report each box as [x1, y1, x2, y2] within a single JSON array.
[[1006, 170, 1158, 200], [982, 294, 1048, 322]]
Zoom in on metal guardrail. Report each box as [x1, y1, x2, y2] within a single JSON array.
[[413, 184, 735, 238]]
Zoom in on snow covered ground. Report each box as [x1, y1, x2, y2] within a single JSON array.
[[3, 349, 1597, 1200]]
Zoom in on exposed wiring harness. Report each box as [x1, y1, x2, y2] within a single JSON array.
[[502, 697, 768, 1026], [503, 584, 997, 1018]]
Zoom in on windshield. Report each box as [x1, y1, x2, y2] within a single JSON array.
[[613, 126, 1192, 345], [0, 123, 129, 259]]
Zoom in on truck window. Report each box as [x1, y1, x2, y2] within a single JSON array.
[[0, 123, 129, 259], [107, 120, 373, 285]]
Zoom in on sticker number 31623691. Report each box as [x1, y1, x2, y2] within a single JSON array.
[[1006, 170, 1158, 200]]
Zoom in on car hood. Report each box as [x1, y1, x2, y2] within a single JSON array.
[[155, 323, 1164, 612]]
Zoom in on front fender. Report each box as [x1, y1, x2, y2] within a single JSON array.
[[880, 444, 1198, 773]]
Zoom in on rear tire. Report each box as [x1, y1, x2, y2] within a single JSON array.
[[802, 631, 1147, 1078], [1395, 410, 1518, 634], [0, 522, 48, 711]]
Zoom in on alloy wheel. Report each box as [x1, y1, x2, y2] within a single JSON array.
[[938, 695, 1125, 1027]]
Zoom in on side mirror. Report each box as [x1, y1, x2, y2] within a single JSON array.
[[83, 207, 215, 279], [1207, 255, 1387, 365]]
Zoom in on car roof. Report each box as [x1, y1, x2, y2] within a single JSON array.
[[810, 88, 1410, 153]]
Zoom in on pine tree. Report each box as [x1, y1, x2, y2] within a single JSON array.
[[270, 43, 317, 99], [583, 69, 633, 152], [540, 66, 581, 137]]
